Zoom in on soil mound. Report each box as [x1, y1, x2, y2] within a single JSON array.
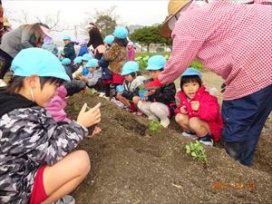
[[66, 93, 272, 204]]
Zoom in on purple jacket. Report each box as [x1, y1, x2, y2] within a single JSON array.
[[46, 86, 70, 123]]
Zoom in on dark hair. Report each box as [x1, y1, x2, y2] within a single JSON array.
[[180, 75, 202, 90], [87, 26, 104, 48], [6, 76, 65, 94], [114, 38, 128, 47]]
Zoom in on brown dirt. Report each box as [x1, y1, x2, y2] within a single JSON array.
[[65, 71, 272, 204]]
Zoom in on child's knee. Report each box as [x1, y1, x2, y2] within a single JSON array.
[[73, 150, 91, 175], [175, 114, 187, 124], [189, 117, 201, 130]]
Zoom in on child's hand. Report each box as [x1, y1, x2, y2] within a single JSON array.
[[191, 101, 200, 111], [146, 89, 156, 97], [180, 106, 188, 114], [85, 126, 102, 138], [77, 103, 101, 128]]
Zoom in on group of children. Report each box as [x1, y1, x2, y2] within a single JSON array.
[[114, 54, 223, 147], [0, 28, 223, 204]]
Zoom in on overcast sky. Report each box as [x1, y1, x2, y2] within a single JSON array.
[[3, 0, 169, 40]]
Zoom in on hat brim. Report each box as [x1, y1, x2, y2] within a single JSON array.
[[160, 0, 191, 38], [40, 26, 52, 38]]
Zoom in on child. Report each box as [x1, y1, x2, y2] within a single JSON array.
[[61, 58, 73, 80], [77, 39, 89, 57], [0, 48, 101, 204], [79, 58, 102, 90], [127, 41, 135, 61], [116, 61, 145, 113], [103, 26, 128, 87], [175, 68, 223, 146], [72, 56, 83, 78], [98, 35, 114, 98], [61, 35, 76, 61], [134, 55, 176, 128]]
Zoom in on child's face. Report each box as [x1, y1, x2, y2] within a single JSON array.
[[34, 79, 59, 107], [148, 70, 160, 79], [89, 67, 95, 73], [124, 74, 134, 82], [82, 61, 88, 66], [182, 81, 200, 99]]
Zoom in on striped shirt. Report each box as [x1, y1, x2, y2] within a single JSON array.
[[159, 1, 272, 100]]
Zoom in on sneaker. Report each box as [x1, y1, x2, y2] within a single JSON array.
[[182, 131, 196, 139], [160, 118, 170, 128], [0, 79, 7, 87], [99, 92, 106, 97], [198, 136, 213, 146], [54, 195, 75, 204]]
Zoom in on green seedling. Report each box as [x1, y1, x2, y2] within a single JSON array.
[[86, 88, 94, 96], [185, 140, 207, 169], [73, 103, 80, 112], [148, 119, 160, 131]]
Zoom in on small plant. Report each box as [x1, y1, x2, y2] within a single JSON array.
[[86, 88, 94, 96], [185, 140, 207, 169], [148, 120, 160, 131], [73, 103, 80, 112]]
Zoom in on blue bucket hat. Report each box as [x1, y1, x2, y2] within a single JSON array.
[[82, 53, 93, 61], [146, 55, 166, 70], [85, 59, 98, 68], [113, 26, 128, 39], [121, 61, 139, 76], [62, 35, 71, 41], [61, 58, 71, 65], [11, 48, 70, 81], [73, 56, 83, 65], [181, 67, 202, 80], [104, 35, 115, 45]]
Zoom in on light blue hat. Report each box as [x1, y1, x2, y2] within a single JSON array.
[[146, 55, 166, 70], [61, 58, 71, 65], [121, 61, 139, 76], [74, 56, 83, 65], [62, 35, 71, 41], [82, 53, 93, 61], [104, 35, 115, 45], [85, 59, 98, 68], [113, 26, 128, 39], [181, 67, 202, 79], [11, 48, 70, 81]]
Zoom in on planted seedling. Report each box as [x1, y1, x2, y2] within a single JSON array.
[[185, 140, 208, 169], [148, 119, 160, 131], [73, 103, 80, 112]]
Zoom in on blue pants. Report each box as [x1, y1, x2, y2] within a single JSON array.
[[222, 85, 272, 166]]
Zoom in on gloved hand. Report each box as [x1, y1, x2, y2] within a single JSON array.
[[144, 79, 163, 90]]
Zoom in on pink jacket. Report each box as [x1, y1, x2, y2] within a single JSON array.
[[127, 46, 135, 61], [175, 86, 223, 142], [46, 86, 70, 123]]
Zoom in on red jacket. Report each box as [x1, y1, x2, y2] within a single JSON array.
[[175, 86, 223, 142]]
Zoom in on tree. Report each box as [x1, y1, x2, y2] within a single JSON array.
[[129, 25, 172, 52], [85, 6, 118, 38]]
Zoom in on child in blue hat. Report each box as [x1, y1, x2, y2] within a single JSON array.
[[97, 35, 114, 98], [61, 35, 76, 61], [116, 61, 146, 113], [103, 26, 128, 88], [78, 58, 102, 90], [135, 55, 176, 127], [175, 67, 223, 146], [0, 48, 101, 204]]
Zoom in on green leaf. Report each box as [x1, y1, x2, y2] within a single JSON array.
[[191, 152, 197, 157]]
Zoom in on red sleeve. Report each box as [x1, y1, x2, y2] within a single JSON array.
[[197, 94, 220, 122]]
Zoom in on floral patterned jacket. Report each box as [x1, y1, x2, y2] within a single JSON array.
[[103, 42, 127, 75]]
